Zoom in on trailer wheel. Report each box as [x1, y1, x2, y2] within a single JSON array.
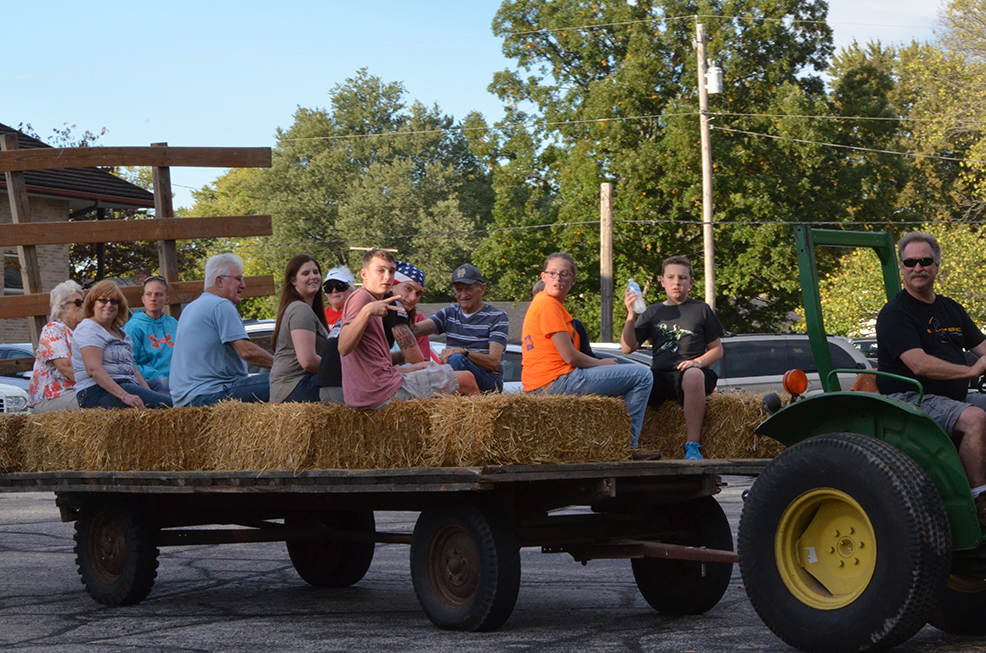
[[929, 575, 986, 635], [285, 510, 375, 588], [74, 501, 159, 606], [738, 433, 950, 653], [631, 496, 733, 615], [410, 501, 520, 631]]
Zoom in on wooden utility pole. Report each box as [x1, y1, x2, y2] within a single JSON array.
[[599, 182, 614, 342], [1, 134, 46, 342], [697, 23, 716, 310]]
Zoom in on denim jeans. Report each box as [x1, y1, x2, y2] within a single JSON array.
[[188, 373, 271, 407], [535, 364, 653, 448], [77, 381, 173, 409], [145, 376, 170, 393], [283, 374, 320, 403], [446, 353, 503, 393]]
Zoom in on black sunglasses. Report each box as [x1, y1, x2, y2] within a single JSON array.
[[63, 298, 84, 308], [323, 280, 350, 293], [901, 257, 936, 268], [95, 297, 121, 306], [143, 275, 168, 288]]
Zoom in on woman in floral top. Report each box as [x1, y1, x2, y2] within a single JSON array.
[[29, 280, 85, 412]]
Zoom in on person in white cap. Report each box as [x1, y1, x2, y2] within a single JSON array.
[[322, 265, 356, 329]]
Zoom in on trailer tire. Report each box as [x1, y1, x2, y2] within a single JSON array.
[[738, 433, 950, 653], [410, 501, 520, 631], [74, 501, 159, 606], [631, 496, 733, 615], [929, 576, 986, 635], [285, 510, 375, 588]]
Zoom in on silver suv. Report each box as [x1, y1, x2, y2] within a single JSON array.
[[712, 334, 870, 394]]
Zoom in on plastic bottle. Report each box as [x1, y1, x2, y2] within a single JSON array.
[[627, 279, 647, 313]]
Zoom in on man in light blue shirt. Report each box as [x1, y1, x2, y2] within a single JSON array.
[[169, 254, 273, 407]]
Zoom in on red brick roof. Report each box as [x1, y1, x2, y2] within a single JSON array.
[[0, 123, 155, 209]]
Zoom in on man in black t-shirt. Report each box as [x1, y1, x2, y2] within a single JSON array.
[[875, 231, 986, 530], [621, 256, 724, 460]]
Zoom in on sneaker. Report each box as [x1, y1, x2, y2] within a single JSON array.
[[976, 493, 986, 533], [684, 442, 704, 460], [631, 450, 662, 461]]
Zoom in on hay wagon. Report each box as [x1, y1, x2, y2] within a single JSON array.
[[0, 459, 764, 631]]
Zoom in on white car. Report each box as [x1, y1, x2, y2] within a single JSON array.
[[429, 341, 524, 393], [0, 381, 30, 414]]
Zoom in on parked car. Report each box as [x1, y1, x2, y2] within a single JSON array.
[[243, 319, 277, 375], [0, 343, 34, 391], [0, 381, 30, 414], [849, 336, 878, 360], [430, 341, 525, 393], [600, 334, 870, 395]]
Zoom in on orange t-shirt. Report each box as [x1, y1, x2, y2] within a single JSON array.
[[521, 291, 576, 392]]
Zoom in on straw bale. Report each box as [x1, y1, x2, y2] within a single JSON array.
[[637, 392, 785, 459], [0, 414, 28, 473], [197, 401, 322, 471], [20, 406, 210, 472]]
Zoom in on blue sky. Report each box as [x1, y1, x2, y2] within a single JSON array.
[[4, 0, 939, 209]]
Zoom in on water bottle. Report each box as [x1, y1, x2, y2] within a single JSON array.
[[627, 279, 647, 313]]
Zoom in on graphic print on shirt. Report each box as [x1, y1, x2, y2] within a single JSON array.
[[148, 334, 175, 349], [655, 324, 695, 353]]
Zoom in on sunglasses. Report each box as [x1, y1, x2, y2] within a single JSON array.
[[95, 297, 121, 306], [63, 298, 84, 308], [323, 281, 350, 293], [901, 257, 936, 268], [143, 275, 168, 288]]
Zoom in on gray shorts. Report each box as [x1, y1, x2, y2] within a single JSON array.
[[888, 391, 986, 442], [393, 364, 459, 402]]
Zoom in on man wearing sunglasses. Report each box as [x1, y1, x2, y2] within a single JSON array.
[[876, 231, 986, 531], [123, 276, 177, 393]]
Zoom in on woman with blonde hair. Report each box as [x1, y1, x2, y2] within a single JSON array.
[[29, 279, 85, 412], [270, 254, 329, 403], [71, 280, 172, 409]]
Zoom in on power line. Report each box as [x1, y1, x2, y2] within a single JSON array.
[[712, 125, 983, 164]]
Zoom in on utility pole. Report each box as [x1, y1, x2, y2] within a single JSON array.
[[696, 23, 716, 310], [599, 182, 614, 342]]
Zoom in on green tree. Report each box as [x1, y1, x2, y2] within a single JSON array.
[[192, 69, 494, 303]]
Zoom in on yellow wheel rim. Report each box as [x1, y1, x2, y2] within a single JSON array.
[[775, 488, 877, 610]]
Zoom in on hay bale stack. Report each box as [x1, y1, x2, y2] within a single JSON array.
[[0, 414, 28, 473], [19, 407, 210, 472], [421, 394, 630, 467], [197, 401, 324, 471], [637, 391, 785, 459]]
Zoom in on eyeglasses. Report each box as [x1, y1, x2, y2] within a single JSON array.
[[63, 298, 84, 308], [95, 297, 121, 306], [902, 257, 936, 268], [143, 275, 168, 288], [220, 274, 245, 283], [323, 281, 350, 293], [543, 270, 574, 280]]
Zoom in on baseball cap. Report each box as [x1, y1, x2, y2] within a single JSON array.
[[452, 264, 485, 285], [323, 266, 355, 292]]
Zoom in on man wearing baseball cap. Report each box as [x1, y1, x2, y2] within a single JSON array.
[[412, 263, 509, 392]]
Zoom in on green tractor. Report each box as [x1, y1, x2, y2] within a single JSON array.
[[738, 227, 986, 652]]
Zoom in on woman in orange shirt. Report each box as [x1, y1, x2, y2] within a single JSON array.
[[521, 253, 654, 457]]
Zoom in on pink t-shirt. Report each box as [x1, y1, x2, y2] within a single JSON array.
[[340, 289, 403, 409]]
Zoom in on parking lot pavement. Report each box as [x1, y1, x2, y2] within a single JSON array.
[[0, 477, 979, 652]]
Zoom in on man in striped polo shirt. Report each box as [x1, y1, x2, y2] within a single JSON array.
[[412, 264, 509, 393]]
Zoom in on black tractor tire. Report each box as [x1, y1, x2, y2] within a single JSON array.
[[285, 510, 376, 588], [410, 500, 521, 632], [929, 575, 986, 635], [738, 433, 950, 653], [74, 501, 159, 606], [631, 495, 733, 615]]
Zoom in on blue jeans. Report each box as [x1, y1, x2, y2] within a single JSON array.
[[188, 374, 271, 407], [145, 376, 169, 393], [283, 374, 320, 403], [446, 353, 503, 393], [534, 364, 654, 448], [77, 381, 173, 409]]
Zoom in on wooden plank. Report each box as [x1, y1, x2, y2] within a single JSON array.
[[0, 146, 271, 173], [0, 215, 272, 247], [0, 356, 32, 374], [2, 135, 46, 342], [0, 275, 275, 319], [152, 142, 182, 318]]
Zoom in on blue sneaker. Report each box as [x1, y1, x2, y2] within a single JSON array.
[[684, 442, 704, 460]]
